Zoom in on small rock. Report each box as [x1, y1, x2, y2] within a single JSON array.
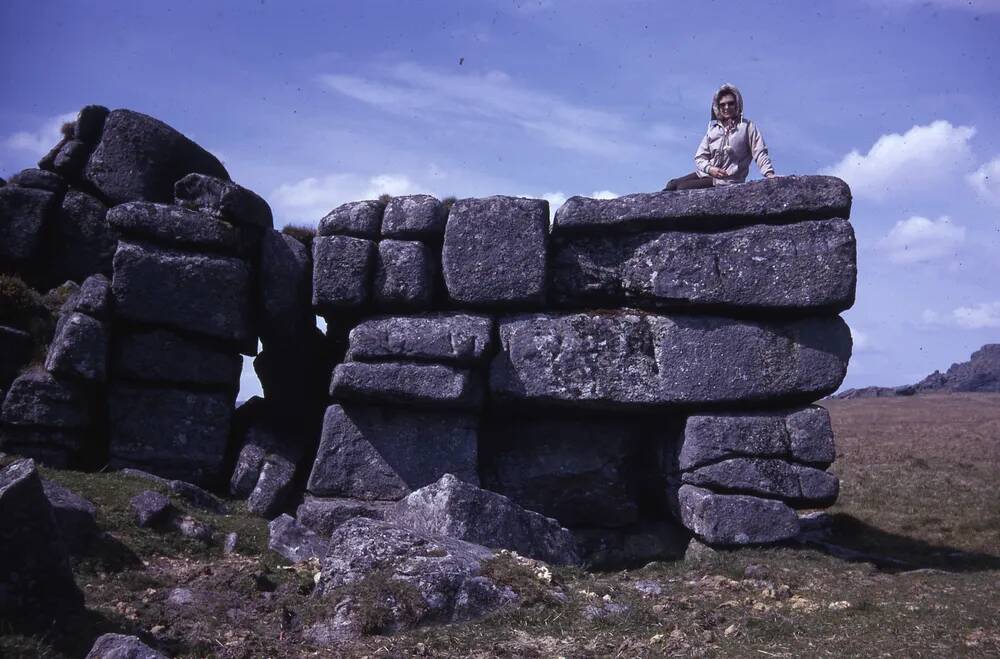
[[224, 532, 239, 554], [130, 490, 173, 527], [268, 513, 330, 563], [168, 479, 228, 514], [85, 633, 168, 659], [633, 580, 663, 597], [172, 515, 213, 542]]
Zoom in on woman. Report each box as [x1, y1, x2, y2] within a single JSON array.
[[664, 83, 775, 191]]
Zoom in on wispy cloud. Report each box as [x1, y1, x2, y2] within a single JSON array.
[[270, 172, 432, 226], [825, 120, 976, 201], [923, 302, 1000, 329], [320, 63, 647, 159], [967, 156, 1000, 206], [878, 215, 966, 264], [4, 111, 76, 156]]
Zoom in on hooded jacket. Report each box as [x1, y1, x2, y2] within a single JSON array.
[[694, 84, 774, 185]]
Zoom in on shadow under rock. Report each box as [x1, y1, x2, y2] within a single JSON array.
[[798, 513, 1000, 574]]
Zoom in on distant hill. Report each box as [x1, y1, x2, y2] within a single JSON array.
[[834, 344, 1000, 399]]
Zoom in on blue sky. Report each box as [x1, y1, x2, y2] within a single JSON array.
[[2, 0, 999, 396]]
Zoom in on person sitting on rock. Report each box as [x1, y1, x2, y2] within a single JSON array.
[[664, 83, 776, 191]]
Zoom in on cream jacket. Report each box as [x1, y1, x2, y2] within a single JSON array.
[[694, 84, 775, 186]]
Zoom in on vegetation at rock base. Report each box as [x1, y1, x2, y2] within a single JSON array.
[[0, 274, 66, 363], [2, 393, 998, 657]]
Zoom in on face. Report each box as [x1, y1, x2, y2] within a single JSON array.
[[718, 93, 738, 120]]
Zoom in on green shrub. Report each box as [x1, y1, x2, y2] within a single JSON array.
[[0, 274, 61, 363]]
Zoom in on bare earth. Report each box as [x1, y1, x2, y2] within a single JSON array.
[[4, 393, 999, 658]]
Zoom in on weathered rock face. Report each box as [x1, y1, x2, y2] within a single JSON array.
[[0, 459, 83, 621], [1, 369, 93, 429], [44, 311, 109, 382], [297, 496, 392, 536], [257, 229, 313, 342], [551, 218, 856, 313], [491, 312, 851, 409], [41, 478, 98, 554], [346, 313, 494, 365], [319, 199, 384, 239], [108, 202, 242, 254], [112, 240, 252, 343], [62, 273, 113, 318], [681, 458, 839, 506], [84, 109, 230, 205], [85, 634, 168, 659], [114, 329, 242, 387], [108, 385, 234, 483], [268, 513, 330, 563], [174, 173, 273, 229], [330, 361, 484, 410], [0, 185, 55, 264], [8, 168, 67, 193], [678, 406, 835, 470], [307, 404, 479, 500], [388, 474, 581, 565], [382, 194, 445, 240], [374, 239, 434, 309], [442, 196, 548, 307], [677, 484, 800, 545], [314, 517, 517, 630], [553, 175, 851, 234], [43, 190, 116, 284], [312, 235, 375, 311]]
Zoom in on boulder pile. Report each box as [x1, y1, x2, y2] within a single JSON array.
[[2, 106, 856, 568]]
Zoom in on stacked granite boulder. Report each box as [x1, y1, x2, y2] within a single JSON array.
[[299, 178, 854, 555], [0, 275, 110, 466]]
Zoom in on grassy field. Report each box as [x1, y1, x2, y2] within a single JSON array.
[[3, 393, 999, 658]]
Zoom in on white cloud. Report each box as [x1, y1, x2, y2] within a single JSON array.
[[270, 172, 430, 225], [923, 302, 1000, 329], [849, 326, 873, 352], [320, 63, 646, 159], [591, 190, 619, 199], [825, 121, 976, 200], [967, 156, 1000, 206], [4, 112, 77, 156], [878, 215, 965, 264]]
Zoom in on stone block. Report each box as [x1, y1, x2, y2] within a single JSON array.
[[268, 513, 330, 563], [107, 202, 241, 254], [346, 313, 494, 365], [61, 274, 113, 319], [41, 479, 98, 555], [681, 458, 839, 507], [246, 454, 297, 518], [44, 312, 109, 382], [257, 229, 313, 341], [551, 218, 856, 313], [374, 239, 434, 309], [108, 385, 234, 484], [491, 312, 851, 409], [296, 496, 392, 536], [8, 168, 66, 193], [74, 105, 109, 144], [381, 194, 444, 239], [0, 427, 84, 468], [307, 403, 479, 500], [43, 191, 116, 285], [0, 186, 55, 262], [679, 406, 835, 470], [85, 634, 167, 659], [330, 361, 483, 410], [388, 474, 581, 565], [318, 199, 383, 238], [0, 459, 83, 620], [1, 369, 92, 429], [84, 109, 229, 205], [553, 175, 851, 234], [311, 235, 375, 311], [52, 139, 90, 178], [114, 329, 241, 387], [112, 240, 251, 343], [677, 484, 800, 545], [174, 173, 273, 229], [442, 196, 548, 307]]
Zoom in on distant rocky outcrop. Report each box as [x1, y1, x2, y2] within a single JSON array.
[[834, 344, 1000, 399]]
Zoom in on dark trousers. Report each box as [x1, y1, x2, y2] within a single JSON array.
[[664, 172, 714, 191]]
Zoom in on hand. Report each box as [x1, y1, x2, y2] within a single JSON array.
[[708, 166, 726, 178], [765, 172, 776, 179]]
